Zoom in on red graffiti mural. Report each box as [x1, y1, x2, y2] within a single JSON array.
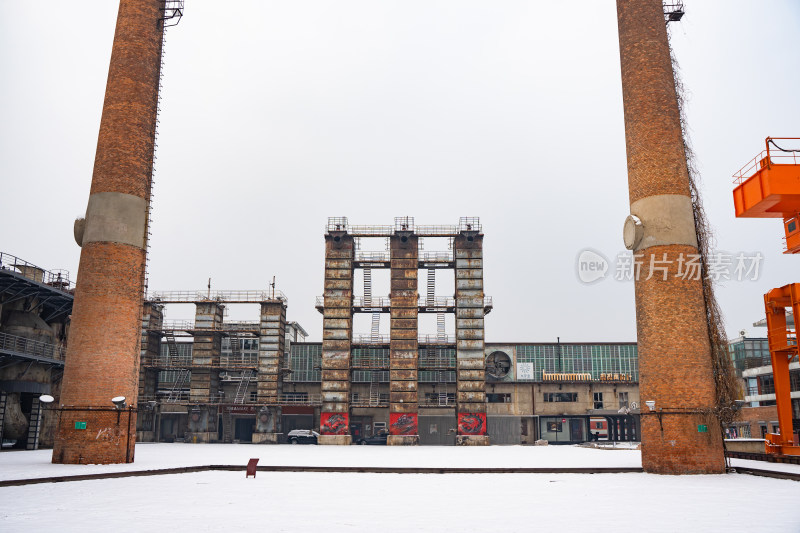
[[389, 413, 418, 436], [320, 412, 349, 435], [458, 413, 486, 435]]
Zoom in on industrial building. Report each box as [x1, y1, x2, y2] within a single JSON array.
[[130, 218, 641, 446], [0, 253, 73, 450]]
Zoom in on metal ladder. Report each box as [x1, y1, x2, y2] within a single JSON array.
[[26, 397, 43, 450], [0, 392, 6, 444], [228, 333, 242, 364], [364, 267, 381, 340], [427, 268, 435, 306], [369, 369, 380, 406], [438, 369, 448, 406], [222, 409, 233, 443], [167, 368, 189, 402], [234, 370, 253, 404]]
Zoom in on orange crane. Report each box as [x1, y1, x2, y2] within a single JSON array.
[[733, 137, 800, 455]]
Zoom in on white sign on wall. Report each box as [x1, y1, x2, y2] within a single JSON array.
[[517, 363, 534, 380]]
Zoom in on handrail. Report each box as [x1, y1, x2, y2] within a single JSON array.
[[154, 319, 261, 331], [0, 252, 75, 294], [145, 393, 324, 405], [317, 296, 493, 309], [148, 290, 287, 304], [0, 331, 65, 361], [355, 252, 390, 262], [418, 334, 456, 344], [419, 251, 454, 262], [352, 334, 390, 344], [733, 137, 800, 185], [325, 218, 481, 237]]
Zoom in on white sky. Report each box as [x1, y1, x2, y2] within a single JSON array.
[[2, 1, 799, 342]]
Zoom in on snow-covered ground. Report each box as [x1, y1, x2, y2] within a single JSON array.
[[0, 443, 644, 480], [1, 444, 799, 532]]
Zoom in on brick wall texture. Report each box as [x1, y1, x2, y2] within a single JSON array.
[[53, 0, 164, 464], [617, 0, 725, 473]]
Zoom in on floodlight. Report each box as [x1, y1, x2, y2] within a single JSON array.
[[645, 400, 656, 411], [39, 394, 54, 404], [111, 396, 127, 410]]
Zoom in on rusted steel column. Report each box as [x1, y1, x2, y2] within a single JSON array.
[[454, 228, 488, 445], [190, 302, 223, 403], [53, 0, 164, 465], [136, 302, 162, 440], [187, 302, 222, 442], [254, 299, 287, 443], [617, 0, 724, 473], [388, 232, 420, 445], [319, 230, 354, 444]]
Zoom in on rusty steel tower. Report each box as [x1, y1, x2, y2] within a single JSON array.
[[616, 0, 725, 473], [317, 217, 492, 445], [53, 0, 183, 464]]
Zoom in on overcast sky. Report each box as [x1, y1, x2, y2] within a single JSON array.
[[2, 1, 799, 343]]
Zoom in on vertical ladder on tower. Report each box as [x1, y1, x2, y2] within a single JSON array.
[[364, 267, 380, 340], [369, 369, 381, 406], [427, 268, 435, 306], [228, 333, 242, 365], [222, 409, 233, 443], [437, 313, 446, 340], [438, 365, 449, 406], [167, 368, 189, 402], [234, 370, 253, 404], [26, 397, 43, 450], [0, 392, 6, 444]]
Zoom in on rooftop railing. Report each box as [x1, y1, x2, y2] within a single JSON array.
[[0, 252, 74, 294], [733, 138, 800, 185], [148, 290, 287, 304], [0, 331, 65, 361]]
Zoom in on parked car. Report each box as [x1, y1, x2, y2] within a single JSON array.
[[356, 432, 387, 445], [287, 429, 319, 444]]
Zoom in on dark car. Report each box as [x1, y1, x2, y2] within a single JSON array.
[[287, 429, 319, 444], [356, 431, 387, 445]]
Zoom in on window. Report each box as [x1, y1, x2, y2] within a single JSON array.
[[544, 392, 578, 402], [487, 393, 512, 403], [619, 392, 629, 408], [593, 392, 603, 410]]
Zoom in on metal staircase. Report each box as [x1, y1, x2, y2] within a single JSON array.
[[164, 330, 179, 362], [167, 368, 189, 402], [234, 370, 253, 404]]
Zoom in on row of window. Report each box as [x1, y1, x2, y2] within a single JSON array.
[[516, 344, 638, 381], [542, 391, 630, 408]]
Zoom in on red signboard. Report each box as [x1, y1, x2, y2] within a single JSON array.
[[389, 413, 418, 436], [320, 412, 349, 435], [458, 413, 486, 435], [246, 458, 259, 478]]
